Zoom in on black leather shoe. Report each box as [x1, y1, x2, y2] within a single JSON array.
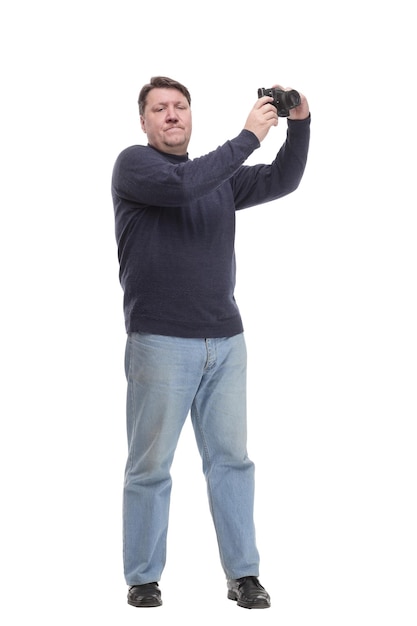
[[227, 576, 271, 609], [127, 582, 162, 607]]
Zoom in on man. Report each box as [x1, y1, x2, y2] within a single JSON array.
[[111, 76, 310, 609]]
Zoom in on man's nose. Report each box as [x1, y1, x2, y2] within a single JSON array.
[[166, 106, 178, 121]]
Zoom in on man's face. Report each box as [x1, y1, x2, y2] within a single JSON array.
[[140, 87, 192, 155]]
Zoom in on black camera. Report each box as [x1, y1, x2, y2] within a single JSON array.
[[257, 87, 301, 117]]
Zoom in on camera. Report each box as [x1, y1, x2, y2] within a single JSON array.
[[257, 87, 301, 117]]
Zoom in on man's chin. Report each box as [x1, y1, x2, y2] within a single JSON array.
[[164, 134, 188, 149], [165, 130, 184, 140]]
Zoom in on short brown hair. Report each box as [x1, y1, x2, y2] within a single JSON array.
[[138, 76, 191, 116]]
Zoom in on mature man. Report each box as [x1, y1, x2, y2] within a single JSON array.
[[111, 76, 310, 608]]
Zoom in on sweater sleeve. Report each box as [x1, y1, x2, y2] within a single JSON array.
[[112, 129, 260, 208], [231, 115, 311, 210]]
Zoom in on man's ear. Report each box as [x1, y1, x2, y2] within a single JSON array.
[[140, 115, 146, 133]]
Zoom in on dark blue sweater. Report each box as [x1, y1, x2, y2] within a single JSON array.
[[112, 117, 310, 337]]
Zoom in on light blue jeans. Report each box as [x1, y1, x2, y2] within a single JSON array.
[[123, 332, 260, 585]]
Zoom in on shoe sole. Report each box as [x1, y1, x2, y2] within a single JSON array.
[[128, 598, 162, 608]]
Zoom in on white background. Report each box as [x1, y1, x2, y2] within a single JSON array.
[[1, 1, 416, 624]]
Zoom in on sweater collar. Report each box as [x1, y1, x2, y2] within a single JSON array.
[[147, 144, 189, 162]]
